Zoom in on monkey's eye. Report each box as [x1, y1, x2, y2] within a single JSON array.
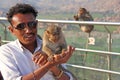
[[52, 32, 59, 36]]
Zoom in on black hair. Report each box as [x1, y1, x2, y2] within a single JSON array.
[[6, 3, 38, 24]]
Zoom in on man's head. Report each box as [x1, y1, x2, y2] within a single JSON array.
[[7, 3, 38, 45], [7, 3, 38, 24]]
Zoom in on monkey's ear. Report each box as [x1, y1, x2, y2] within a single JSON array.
[[46, 30, 50, 36]]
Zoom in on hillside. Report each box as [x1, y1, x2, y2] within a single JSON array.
[[0, 0, 120, 13]]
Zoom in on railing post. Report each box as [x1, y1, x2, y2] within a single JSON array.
[[104, 26, 112, 80], [83, 33, 90, 80], [0, 21, 7, 40], [4, 25, 7, 40], [0, 36, 1, 46], [107, 33, 112, 80]]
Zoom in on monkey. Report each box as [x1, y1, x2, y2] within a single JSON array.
[[74, 8, 94, 33], [74, 8, 93, 21], [42, 24, 67, 57], [42, 24, 77, 80]]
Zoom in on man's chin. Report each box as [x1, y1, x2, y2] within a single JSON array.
[[25, 38, 36, 43]]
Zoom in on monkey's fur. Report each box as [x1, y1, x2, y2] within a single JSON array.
[[42, 24, 77, 80], [74, 8, 94, 33], [42, 24, 67, 56]]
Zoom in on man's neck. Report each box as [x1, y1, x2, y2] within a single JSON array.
[[21, 41, 37, 53]]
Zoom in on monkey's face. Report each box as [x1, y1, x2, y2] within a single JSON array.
[[49, 31, 60, 42], [79, 10, 85, 16], [47, 25, 61, 43], [79, 8, 86, 14]]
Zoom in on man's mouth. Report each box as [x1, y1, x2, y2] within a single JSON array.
[[24, 33, 35, 39]]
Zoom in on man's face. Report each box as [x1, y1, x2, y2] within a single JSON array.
[[9, 13, 37, 45]]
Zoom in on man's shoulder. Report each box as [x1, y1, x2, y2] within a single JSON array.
[[0, 40, 17, 50]]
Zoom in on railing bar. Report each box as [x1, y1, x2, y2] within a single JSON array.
[[37, 19, 120, 26], [1, 40, 12, 43], [75, 48, 120, 56], [66, 64, 120, 75], [0, 17, 120, 26], [0, 17, 7, 21]]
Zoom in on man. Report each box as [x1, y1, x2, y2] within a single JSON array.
[[0, 3, 75, 80]]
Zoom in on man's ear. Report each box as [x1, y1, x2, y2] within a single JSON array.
[[8, 26, 14, 34]]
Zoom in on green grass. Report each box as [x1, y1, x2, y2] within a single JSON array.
[[37, 12, 110, 20], [37, 13, 75, 20], [94, 25, 117, 32]]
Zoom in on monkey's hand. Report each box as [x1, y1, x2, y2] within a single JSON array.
[[47, 55, 54, 62], [53, 46, 75, 63], [74, 15, 79, 21], [32, 51, 48, 66]]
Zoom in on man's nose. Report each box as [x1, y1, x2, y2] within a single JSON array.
[[24, 25, 32, 33]]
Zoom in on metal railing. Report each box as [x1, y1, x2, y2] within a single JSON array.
[[0, 17, 120, 80]]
